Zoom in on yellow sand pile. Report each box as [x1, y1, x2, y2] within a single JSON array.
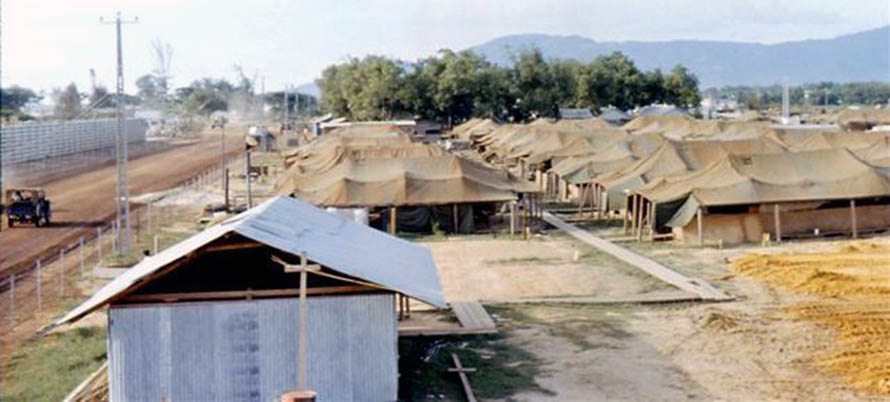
[[733, 241, 890, 394]]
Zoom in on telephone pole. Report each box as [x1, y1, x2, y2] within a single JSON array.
[[101, 12, 138, 255]]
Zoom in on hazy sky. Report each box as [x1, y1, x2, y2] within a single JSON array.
[[3, 0, 888, 94]]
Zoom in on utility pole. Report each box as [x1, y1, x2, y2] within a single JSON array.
[[283, 86, 289, 133], [102, 12, 138, 255]]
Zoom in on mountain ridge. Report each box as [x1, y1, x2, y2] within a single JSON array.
[[470, 26, 890, 87]]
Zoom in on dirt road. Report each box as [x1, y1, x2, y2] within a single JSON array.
[[0, 136, 244, 277]]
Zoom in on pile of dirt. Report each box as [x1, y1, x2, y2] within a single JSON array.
[[733, 242, 890, 297], [733, 241, 890, 395]]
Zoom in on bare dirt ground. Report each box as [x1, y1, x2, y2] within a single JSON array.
[[423, 234, 671, 302], [0, 133, 244, 278], [425, 222, 890, 400]]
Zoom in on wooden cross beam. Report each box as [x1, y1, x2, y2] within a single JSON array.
[[271, 253, 321, 390], [448, 353, 478, 402]]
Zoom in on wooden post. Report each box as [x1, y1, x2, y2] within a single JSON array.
[[224, 168, 230, 210], [649, 202, 657, 241], [633, 195, 642, 239], [622, 201, 629, 234], [153, 235, 160, 255], [452, 203, 459, 234], [298, 255, 308, 389], [389, 206, 397, 235], [601, 188, 608, 219], [850, 199, 858, 239], [637, 199, 647, 242], [773, 204, 781, 243], [273, 254, 321, 392], [510, 200, 516, 235], [696, 207, 703, 246], [577, 184, 586, 216], [630, 195, 638, 234], [147, 202, 152, 233], [246, 151, 253, 208]]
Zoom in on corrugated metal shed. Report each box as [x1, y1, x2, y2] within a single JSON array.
[[57, 196, 445, 325], [108, 294, 397, 402]]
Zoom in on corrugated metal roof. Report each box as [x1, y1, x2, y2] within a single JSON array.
[[559, 108, 594, 120], [57, 196, 445, 325]]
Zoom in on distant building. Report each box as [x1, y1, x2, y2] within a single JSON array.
[[558, 107, 594, 120], [598, 107, 630, 125], [56, 196, 446, 401], [636, 105, 688, 117]]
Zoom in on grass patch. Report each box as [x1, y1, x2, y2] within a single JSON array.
[[399, 334, 553, 401], [490, 305, 632, 351], [99, 207, 199, 266], [1, 326, 107, 402]]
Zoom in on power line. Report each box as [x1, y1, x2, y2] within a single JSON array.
[[101, 11, 138, 255]]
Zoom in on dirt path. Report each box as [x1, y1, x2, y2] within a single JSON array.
[[0, 135, 243, 277]]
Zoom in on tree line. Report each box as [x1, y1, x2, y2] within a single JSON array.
[[317, 48, 702, 123], [705, 82, 890, 110]]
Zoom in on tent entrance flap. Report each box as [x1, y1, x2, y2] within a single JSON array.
[[666, 197, 702, 228]]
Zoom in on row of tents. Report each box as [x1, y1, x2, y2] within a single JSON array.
[[277, 124, 540, 233], [452, 115, 890, 244]]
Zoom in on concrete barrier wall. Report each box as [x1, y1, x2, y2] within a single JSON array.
[[1, 118, 147, 165]]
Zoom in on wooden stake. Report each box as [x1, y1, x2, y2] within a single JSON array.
[[449, 353, 478, 402], [850, 199, 858, 239], [389, 206, 397, 235], [773, 204, 781, 243]]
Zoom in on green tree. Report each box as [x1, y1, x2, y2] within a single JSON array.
[[511, 48, 558, 119], [177, 78, 233, 115], [89, 85, 112, 108], [136, 74, 164, 102], [640, 69, 666, 106], [54, 83, 83, 119], [664, 65, 701, 107], [0, 86, 40, 119], [549, 59, 582, 107]]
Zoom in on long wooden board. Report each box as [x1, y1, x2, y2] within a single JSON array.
[[543, 212, 732, 301]]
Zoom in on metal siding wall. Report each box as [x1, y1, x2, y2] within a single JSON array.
[[0, 118, 147, 165], [108, 294, 397, 402]]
